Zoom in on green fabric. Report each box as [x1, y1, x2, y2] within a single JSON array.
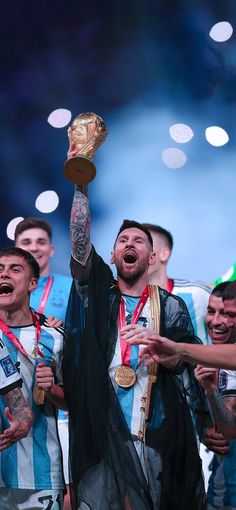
[[213, 263, 236, 286]]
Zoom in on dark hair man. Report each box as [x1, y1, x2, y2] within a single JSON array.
[[0, 247, 65, 509], [143, 223, 211, 344], [127, 281, 236, 372], [15, 217, 72, 322], [63, 184, 206, 510]]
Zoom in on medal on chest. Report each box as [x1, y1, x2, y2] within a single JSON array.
[[115, 288, 149, 389]]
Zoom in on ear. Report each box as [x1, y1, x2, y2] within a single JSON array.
[[110, 251, 115, 264], [148, 251, 156, 266], [28, 278, 38, 293], [159, 247, 170, 263], [49, 244, 55, 258]]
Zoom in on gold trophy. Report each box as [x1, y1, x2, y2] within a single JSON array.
[[64, 112, 108, 185]]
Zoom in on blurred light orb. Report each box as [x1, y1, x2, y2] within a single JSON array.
[[169, 123, 194, 143], [47, 108, 72, 128], [7, 217, 24, 240], [162, 148, 187, 169], [35, 191, 59, 213], [205, 126, 229, 147], [209, 22, 233, 42]]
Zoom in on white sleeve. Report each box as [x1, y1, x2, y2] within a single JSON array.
[[0, 340, 22, 394], [219, 369, 236, 398]]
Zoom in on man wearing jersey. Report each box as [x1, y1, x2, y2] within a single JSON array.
[[0, 247, 65, 510], [63, 183, 206, 510], [0, 338, 33, 451], [143, 223, 211, 344], [15, 217, 72, 510], [195, 282, 236, 509]]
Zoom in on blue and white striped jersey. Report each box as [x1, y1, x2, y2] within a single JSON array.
[[0, 316, 65, 491], [208, 367, 236, 508], [172, 279, 211, 345], [109, 295, 151, 436], [0, 337, 22, 394]]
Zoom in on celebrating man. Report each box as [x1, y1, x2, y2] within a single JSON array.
[[0, 247, 65, 509], [63, 183, 206, 510]]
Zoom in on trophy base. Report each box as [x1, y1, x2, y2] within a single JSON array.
[[64, 155, 96, 185]]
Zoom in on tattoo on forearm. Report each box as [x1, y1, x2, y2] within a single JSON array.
[[208, 390, 236, 434], [70, 186, 92, 263], [5, 388, 33, 426]]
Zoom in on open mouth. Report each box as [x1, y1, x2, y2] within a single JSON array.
[[123, 253, 137, 264], [0, 283, 14, 295]]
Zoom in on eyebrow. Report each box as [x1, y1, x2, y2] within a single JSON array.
[[0, 263, 24, 269]]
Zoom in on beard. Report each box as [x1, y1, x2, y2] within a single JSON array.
[[115, 258, 148, 285]]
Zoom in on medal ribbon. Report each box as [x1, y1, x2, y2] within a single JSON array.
[[0, 309, 44, 363], [37, 275, 53, 314], [118, 286, 149, 366], [167, 278, 174, 293]]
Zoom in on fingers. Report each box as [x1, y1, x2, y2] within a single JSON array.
[[47, 316, 63, 328], [36, 364, 54, 391]]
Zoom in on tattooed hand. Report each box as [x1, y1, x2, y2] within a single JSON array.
[[0, 388, 33, 451]]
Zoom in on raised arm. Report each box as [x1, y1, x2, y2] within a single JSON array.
[[70, 184, 92, 265]]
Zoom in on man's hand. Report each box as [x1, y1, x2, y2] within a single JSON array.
[[202, 427, 229, 456], [194, 365, 218, 394], [47, 316, 63, 328], [122, 324, 180, 368], [36, 363, 54, 392], [0, 407, 31, 452]]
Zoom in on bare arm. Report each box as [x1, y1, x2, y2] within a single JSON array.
[[194, 364, 236, 440], [70, 185, 92, 265], [0, 387, 33, 451], [127, 334, 236, 371], [205, 391, 236, 440]]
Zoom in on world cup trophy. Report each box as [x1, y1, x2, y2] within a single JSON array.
[[64, 112, 108, 185]]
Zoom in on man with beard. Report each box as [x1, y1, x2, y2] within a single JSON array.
[[195, 283, 236, 509], [63, 183, 206, 510]]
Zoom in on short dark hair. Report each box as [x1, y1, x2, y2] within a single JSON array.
[[222, 281, 236, 302], [212, 282, 231, 298], [115, 219, 153, 248], [142, 223, 173, 251], [14, 217, 52, 241], [0, 247, 40, 279]]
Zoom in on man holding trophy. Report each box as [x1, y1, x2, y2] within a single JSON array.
[[63, 113, 206, 510]]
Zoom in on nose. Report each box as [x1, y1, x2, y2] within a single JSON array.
[[211, 312, 222, 326], [0, 268, 10, 278], [27, 242, 38, 252]]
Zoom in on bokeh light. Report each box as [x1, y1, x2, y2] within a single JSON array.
[[35, 191, 59, 213], [169, 123, 194, 143], [162, 148, 187, 168], [47, 109, 72, 128], [205, 126, 229, 147], [6, 217, 24, 241], [209, 21, 233, 42]]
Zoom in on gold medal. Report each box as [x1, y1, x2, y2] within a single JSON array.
[[33, 386, 46, 405], [114, 365, 137, 388]]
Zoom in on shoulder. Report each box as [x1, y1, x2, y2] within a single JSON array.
[[173, 278, 211, 296], [38, 314, 66, 338], [158, 285, 189, 312]]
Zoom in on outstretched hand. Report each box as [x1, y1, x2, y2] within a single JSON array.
[[121, 324, 180, 367], [0, 407, 31, 452]]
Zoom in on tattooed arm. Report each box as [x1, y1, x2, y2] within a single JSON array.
[[205, 392, 236, 440], [195, 364, 236, 440], [70, 185, 92, 266], [0, 388, 33, 451]]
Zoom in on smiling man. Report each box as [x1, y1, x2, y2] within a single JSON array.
[[0, 247, 66, 510], [194, 282, 236, 509], [63, 184, 206, 510], [15, 218, 72, 322]]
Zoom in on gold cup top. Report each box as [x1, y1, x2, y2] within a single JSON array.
[[67, 112, 108, 160]]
